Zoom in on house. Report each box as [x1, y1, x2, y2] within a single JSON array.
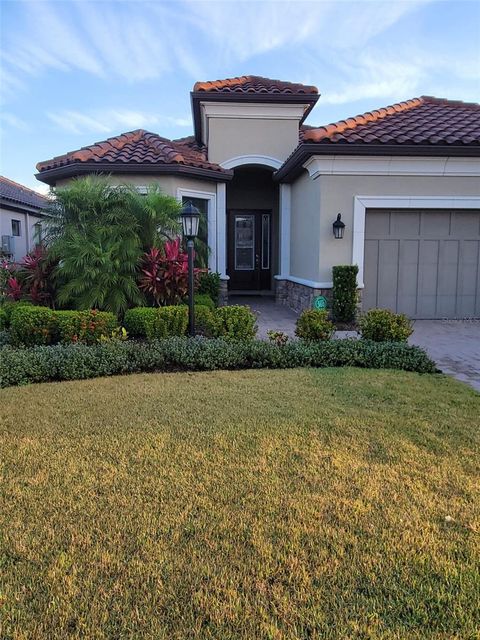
[[0, 176, 49, 262], [36, 76, 480, 318]]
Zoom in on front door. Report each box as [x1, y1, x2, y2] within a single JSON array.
[[227, 210, 272, 290]]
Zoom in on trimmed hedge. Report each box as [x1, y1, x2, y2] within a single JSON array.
[[124, 304, 257, 340], [332, 265, 359, 323], [9, 305, 117, 346], [0, 338, 437, 388]]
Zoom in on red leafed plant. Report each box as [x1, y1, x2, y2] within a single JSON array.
[[139, 238, 203, 306], [7, 277, 23, 301], [21, 245, 58, 307]]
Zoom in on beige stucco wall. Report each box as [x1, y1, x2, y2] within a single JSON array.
[[290, 170, 321, 281], [0, 206, 45, 262], [317, 173, 480, 282], [208, 118, 300, 165], [53, 174, 218, 197]]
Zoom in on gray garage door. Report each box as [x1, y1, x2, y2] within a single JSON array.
[[363, 209, 480, 319]]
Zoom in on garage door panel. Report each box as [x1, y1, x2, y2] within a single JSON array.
[[363, 239, 379, 309], [397, 240, 419, 317], [363, 209, 480, 319], [377, 240, 399, 310], [391, 211, 420, 237]]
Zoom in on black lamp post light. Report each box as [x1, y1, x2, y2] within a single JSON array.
[[181, 201, 201, 337], [333, 213, 345, 239]]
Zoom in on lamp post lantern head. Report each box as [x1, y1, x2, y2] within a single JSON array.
[[333, 213, 345, 239], [181, 201, 200, 239]]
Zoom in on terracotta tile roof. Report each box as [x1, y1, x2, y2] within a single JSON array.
[[193, 75, 318, 95], [302, 96, 480, 146], [36, 130, 227, 174], [0, 175, 49, 209]]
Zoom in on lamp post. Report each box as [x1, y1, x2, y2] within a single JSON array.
[[181, 201, 200, 336], [333, 213, 345, 239]]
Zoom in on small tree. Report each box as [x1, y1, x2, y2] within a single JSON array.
[[332, 265, 359, 323]]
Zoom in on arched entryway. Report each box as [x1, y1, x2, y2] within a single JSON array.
[[225, 164, 279, 293]]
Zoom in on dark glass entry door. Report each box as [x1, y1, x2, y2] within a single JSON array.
[[227, 210, 272, 290]]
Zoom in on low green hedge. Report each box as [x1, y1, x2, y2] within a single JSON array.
[[124, 304, 257, 340], [9, 305, 117, 346], [359, 308, 413, 342], [0, 338, 437, 388]]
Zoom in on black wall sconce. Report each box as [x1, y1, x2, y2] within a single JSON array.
[[333, 213, 345, 239]]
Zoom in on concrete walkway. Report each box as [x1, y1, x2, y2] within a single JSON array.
[[231, 296, 480, 392]]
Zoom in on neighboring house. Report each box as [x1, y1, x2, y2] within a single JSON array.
[[36, 76, 480, 318], [0, 176, 49, 262]]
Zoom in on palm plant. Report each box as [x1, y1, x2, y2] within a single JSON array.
[[46, 176, 143, 314], [129, 184, 181, 250]]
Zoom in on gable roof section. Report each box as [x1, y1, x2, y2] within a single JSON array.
[[0, 175, 49, 211], [193, 75, 318, 95], [36, 130, 233, 185], [276, 96, 480, 181], [191, 75, 320, 142]]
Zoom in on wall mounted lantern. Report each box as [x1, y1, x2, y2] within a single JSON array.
[[181, 201, 200, 336], [333, 213, 345, 239]]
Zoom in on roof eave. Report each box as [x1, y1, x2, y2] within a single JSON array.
[[274, 143, 480, 182], [191, 91, 319, 143], [0, 196, 49, 215], [35, 162, 234, 186]]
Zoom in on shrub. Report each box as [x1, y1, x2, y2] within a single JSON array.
[[0, 330, 11, 347], [194, 305, 221, 338], [332, 265, 359, 323], [10, 305, 55, 346], [0, 301, 32, 328], [197, 271, 221, 305], [267, 330, 289, 347], [215, 305, 257, 340], [0, 338, 437, 388], [10, 305, 117, 346], [149, 306, 188, 339], [139, 240, 202, 306], [360, 308, 413, 342], [295, 309, 334, 341], [193, 293, 215, 311], [123, 308, 157, 338], [53, 310, 118, 344]]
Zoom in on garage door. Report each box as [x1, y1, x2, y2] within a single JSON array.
[[363, 209, 480, 319]]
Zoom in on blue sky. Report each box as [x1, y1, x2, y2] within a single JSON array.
[[1, 0, 479, 193]]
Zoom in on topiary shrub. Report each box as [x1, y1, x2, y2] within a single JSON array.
[[197, 271, 221, 306], [332, 265, 359, 323], [359, 308, 413, 342], [295, 309, 334, 341], [215, 305, 257, 340], [10, 305, 55, 346]]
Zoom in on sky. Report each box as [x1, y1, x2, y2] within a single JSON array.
[[0, 0, 479, 193]]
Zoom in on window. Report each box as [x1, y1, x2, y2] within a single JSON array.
[[33, 222, 43, 245], [182, 196, 209, 268], [11, 220, 21, 236], [234, 214, 255, 270]]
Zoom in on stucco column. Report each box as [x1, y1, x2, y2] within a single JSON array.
[[216, 182, 228, 278], [278, 183, 291, 277]]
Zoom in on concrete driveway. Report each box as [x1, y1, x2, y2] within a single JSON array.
[[409, 320, 480, 391]]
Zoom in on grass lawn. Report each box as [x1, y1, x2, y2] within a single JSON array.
[[0, 368, 479, 640]]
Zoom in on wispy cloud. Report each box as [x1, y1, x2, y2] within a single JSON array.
[[1, 112, 30, 131], [47, 109, 191, 135], [1, 0, 430, 97]]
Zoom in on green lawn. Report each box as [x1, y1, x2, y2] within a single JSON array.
[[0, 369, 479, 640]]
